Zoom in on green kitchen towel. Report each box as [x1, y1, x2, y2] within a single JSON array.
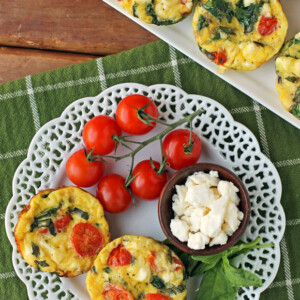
[[0, 40, 299, 300]]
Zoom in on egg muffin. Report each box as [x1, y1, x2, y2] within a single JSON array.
[[14, 186, 110, 277], [275, 32, 300, 119], [86, 235, 187, 300], [193, 0, 288, 72], [121, 0, 195, 25]]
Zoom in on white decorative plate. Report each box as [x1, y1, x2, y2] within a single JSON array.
[[5, 83, 285, 300], [103, 0, 300, 130]]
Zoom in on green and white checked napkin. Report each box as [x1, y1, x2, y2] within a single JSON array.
[[0, 41, 299, 300]]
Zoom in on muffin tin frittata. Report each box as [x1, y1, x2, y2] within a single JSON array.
[[193, 0, 288, 71]]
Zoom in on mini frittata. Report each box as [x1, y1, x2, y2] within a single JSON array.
[[121, 0, 195, 25], [14, 186, 110, 277], [193, 0, 288, 72], [86, 235, 187, 300], [275, 32, 300, 119]]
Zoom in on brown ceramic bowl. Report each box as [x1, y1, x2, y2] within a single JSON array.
[[158, 163, 251, 255]]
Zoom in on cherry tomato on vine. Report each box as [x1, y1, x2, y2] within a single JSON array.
[[116, 94, 159, 135], [96, 174, 132, 214], [258, 16, 278, 36], [162, 129, 202, 170], [83, 115, 121, 155], [66, 149, 105, 187], [130, 160, 168, 200], [71, 223, 104, 257]]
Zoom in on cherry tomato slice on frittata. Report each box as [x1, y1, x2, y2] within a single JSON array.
[[258, 16, 278, 36], [107, 244, 132, 266], [103, 285, 134, 300], [212, 50, 227, 65], [71, 223, 104, 257], [54, 214, 71, 232]]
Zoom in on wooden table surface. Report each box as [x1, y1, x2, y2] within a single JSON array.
[[0, 0, 158, 84]]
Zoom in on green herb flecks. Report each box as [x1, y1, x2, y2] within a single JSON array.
[[151, 275, 166, 289], [203, 0, 234, 23], [91, 266, 97, 274], [165, 284, 186, 295], [286, 77, 297, 83], [137, 292, 145, 300], [199, 46, 215, 61], [104, 267, 112, 274], [290, 103, 300, 119], [132, 3, 138, 18], [30, 217, 56, 236], [145, 0, 174, 26], [197, 15, 209, 31], [294, 39, 300, 45], [212, 26, 235, 40], [70, 207, 89, 220], [235, 0, 264, 33], [294, 85, 300, 102], [131, 256, 136, 264], [36, 260, 49, 268], [35, 203, 62, 220], [32, 242, 40, 257]]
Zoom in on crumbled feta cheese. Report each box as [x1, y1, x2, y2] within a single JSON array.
[[218, 180, 240, 205], [209, 230, 228, 247], [188, 232, 210, 250], [172, 194, 185, 216], [134, 267, 151, 282], [170, 171, 244, 250], [175, 184, 188, 202], [261, 3, 272, 17], [170, 218, 189, 242], [185, 184, 217, 207], [189, 208, 206, 232]]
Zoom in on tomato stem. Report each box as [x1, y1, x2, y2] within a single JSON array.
[[183, 121, 195, 155], [97, 107, 204, 163]]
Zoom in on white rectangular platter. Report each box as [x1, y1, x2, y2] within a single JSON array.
[[103, 0, 300, 130]]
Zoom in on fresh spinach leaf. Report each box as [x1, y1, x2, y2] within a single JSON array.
[[222, 255, 262, 287], [197, 15, 209, 31], [151, 275, 165, 289], [203, 0, 234, 23], [104, 267, 111, 274], [196, 261, 239, 300], [286, 77, 297, 83], [70, 207, 89, 220], [235, 0, 264, 33], [31, 242, 40, 257], [295, 39, 300, 45]]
